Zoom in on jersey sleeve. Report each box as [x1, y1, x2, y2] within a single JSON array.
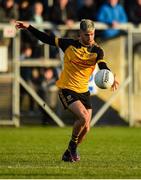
[[96, 47, 110, 70], [27, 25, 75, 52], [28, 25, 56, 46], [56, 38, 76, 52]]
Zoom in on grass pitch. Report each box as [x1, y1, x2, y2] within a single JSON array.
[[0, 126, 141, 179]]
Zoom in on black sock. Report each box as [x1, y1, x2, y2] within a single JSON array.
[[68, 134, 78, 154]]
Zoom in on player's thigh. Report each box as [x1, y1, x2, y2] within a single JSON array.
[[68, 100, 91, 121]]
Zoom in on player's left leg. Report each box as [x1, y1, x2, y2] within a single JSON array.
[[77, 109, 92, 145]]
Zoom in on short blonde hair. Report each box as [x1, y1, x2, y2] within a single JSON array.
[[80, 19, 95, 31]]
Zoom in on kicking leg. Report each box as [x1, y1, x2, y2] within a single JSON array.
[[69, 101, 91, 136], [77, 109, 92, 145]]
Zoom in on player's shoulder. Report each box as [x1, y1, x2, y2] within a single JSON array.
[[58, 37, 80, 51], [94, 41, 102, 48], [93, 42, 104, 53]]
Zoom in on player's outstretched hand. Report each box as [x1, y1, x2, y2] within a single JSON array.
[[111, 74, 119, 91], [15, 21, 30, 30]]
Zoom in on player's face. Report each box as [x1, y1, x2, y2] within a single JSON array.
[[80, 30, 95, 46]]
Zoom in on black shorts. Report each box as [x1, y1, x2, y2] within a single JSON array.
[[58, 89, 92, 109]]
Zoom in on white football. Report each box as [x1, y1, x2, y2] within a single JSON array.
[[94, 69, 114, 89]]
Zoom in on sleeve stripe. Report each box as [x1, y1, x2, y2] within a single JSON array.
[[97, 59, 106, 64], [55, 37, 59, 47]]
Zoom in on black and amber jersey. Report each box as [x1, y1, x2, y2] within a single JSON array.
[[28, 25, 109, 93]]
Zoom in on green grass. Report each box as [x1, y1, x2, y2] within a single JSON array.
[[0, 126, 141, 179]]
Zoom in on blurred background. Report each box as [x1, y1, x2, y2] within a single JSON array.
[[0, 0, 141, 127]]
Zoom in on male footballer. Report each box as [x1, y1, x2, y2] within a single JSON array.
[[15, 19, 119, 162]]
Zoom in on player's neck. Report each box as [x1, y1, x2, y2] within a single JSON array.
[[79, 39, 95, 47]]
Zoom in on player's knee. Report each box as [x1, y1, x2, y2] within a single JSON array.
[[80, 111, 89, 126], [85, 117, 91, 133]]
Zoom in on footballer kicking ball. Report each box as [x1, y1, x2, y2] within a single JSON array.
[[94, 69, 114, 89]]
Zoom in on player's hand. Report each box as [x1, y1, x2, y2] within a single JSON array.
[[15, 21, 30, 29], [111, 74, 119, 91]]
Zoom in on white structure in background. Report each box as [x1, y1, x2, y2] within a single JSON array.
[[0, 26, 16, 72], [0, 46, 8, 72]]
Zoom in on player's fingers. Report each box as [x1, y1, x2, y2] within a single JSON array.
[[15, 21, 21, 28], [112, 85, 117, 91], [111, 85, 116, 91], [15, 21, 23, 24], [15, 22, 26, 30], [114, 81, 119, 90], [15, 21, 24, 27], [15, 24, 21, 29], [111, 80, 119, 91]]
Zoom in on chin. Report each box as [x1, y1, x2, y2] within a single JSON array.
[[88, 42, 93, 46], [86, 41, 91, 45]]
